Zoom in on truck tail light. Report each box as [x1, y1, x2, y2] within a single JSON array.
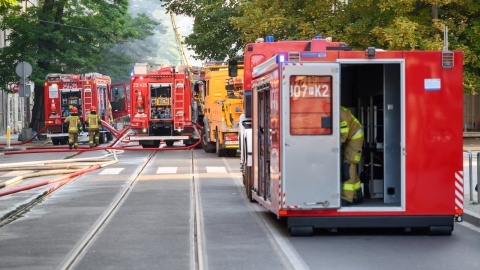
[[224, 135, 238, 141], [442, 51, 454, 68]]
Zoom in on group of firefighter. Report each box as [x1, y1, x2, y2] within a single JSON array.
[[64, 106, 102, 149]]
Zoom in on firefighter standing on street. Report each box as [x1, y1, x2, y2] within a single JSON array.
[[340, 106, 364, 205], [64, 107, 82, 149], [86, 106, 101, 147]]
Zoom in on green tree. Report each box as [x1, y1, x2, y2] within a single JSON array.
[[162, 0, 243, 61], [165, 0, 480, 93], [230, 0, 480, 94], [0, 0, 158, 131], [0, 0, 16, 7]]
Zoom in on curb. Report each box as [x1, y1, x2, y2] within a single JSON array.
[[463, 209, 480, 227]]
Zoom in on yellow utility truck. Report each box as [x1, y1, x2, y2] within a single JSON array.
[[201, 62, 243, 157]]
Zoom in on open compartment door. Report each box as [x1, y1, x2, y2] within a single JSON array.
[[282, 63, 341, 209]]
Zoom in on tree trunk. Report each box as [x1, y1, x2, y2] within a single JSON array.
[[29, 84, 45, 133]]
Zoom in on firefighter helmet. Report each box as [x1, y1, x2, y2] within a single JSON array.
[[91, 106, 97, 112], [71, 107, 78, 114]]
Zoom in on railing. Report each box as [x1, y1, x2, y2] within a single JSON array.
[[463, 149, 480, 202]]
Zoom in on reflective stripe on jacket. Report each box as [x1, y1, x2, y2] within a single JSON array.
[[66, 115, 81, 133], [87, 113, 100, 129], [340, 106, 363, 143]]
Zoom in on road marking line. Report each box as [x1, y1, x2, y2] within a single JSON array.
[[206, 166, 227, 173], [156, 167, 178, 174], [99, 168, 124, 175], [458, 221, 480, 233]]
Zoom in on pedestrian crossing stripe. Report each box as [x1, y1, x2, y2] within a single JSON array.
[[156, 167, 177, 174], [206, 167, 227, 173], [93, 166, 231, 175], [99, 168, 125, 175]]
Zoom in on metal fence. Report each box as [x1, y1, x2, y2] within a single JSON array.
[[463, 150, 480, 203], [0, 91, 26, 136]]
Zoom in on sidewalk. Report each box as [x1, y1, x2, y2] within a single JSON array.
[[0, 133, 49, 155], [1, 133, 480, 228]]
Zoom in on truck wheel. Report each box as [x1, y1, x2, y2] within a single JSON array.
[[215, 131, 227, 157], [61, 138, 69, 145], [99, 132, 107, 144], [428, 226, 452, 236], [165, 140, 174, 147], [52, 137, 60, 145], [201, 128, 215, 153], [227, 149, 237, 157], [106, 132, 113, 142], [141, 140, 160, 148], [290, 226, 314, 237], [244, 165, 253, 201]]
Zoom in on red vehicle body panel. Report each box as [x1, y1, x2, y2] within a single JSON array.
[[244, 37, 463, 232]]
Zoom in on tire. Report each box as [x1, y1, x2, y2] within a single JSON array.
[[61, 138, 68, 145], [99, 132, 107, 144], [165, 140, 174, 147], [290, 226, 314, 237], [106, 132, 113, 142], [244, 165, 253, 201], [141, 140, 160, 148], [52, 137, 60, 145], [215, 130, 227, 157], [227, 149, 237, 157], [201, 128, 215, 153]]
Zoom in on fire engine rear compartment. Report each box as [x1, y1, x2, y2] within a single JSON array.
[[254, 59, 455, 235]]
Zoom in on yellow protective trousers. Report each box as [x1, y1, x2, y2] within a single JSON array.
[[341, 136, 364, 202]]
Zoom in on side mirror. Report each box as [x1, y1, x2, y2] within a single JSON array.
[[228, 59, 238, 77]]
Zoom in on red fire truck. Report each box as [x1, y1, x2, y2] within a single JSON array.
[[128, 63, 199, 148], [44, 73, 128, 145], [231, 36, 463, 236]]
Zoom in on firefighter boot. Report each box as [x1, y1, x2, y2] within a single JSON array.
[[353, 188, 364, 205], [341, 199, 352, 206], [69, 143, 73, 150]]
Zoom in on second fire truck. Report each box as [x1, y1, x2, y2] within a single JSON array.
[[128, 63, 199, 148], [231, 36, 463, 236]]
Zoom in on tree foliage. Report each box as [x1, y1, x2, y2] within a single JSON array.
[[162, 0, 243, 61], [0, 0, 158, 131], [166, 0, 480, 94]]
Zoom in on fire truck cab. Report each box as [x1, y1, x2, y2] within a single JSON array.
[[235, 36, 463, 236], [129, 63, 199, 148]]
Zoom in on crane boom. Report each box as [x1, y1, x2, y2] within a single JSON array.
[[170, 12, 194, 83]]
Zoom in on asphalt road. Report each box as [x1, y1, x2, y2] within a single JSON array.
[[0, 146, 479, 270]]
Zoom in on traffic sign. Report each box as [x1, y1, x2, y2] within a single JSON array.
[[15, 61, 32, 78], [19, 77, 29, 84], [19, 84, 31, 97]]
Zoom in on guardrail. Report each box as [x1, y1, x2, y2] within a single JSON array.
[[463, 150, 480, 202]]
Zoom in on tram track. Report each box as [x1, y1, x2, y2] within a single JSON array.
[[57, 149, 204, 270], [0, 151, 107, 228], [59, 150, 157, 269]]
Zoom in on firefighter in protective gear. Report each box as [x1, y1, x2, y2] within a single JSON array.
[[340, 106, 364, 205], [86, 106, 101, 147], [108, 103, 114, 124], [64, 107, 82, 149]]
